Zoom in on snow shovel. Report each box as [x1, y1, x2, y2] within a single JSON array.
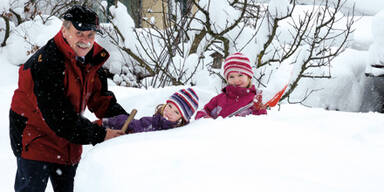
[[263, 84, 288, 108], [121, 109, 137, 133]]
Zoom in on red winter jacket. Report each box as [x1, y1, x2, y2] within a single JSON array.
[[9, 31, 127, 165], [195, 85, 267, 119]]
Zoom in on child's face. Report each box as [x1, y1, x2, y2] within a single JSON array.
[[227, 72, 251, 88], [163, 102, 182, 122]]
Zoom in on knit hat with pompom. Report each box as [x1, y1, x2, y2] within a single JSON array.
[[167, 88, 199, 122], [223, 52, 254, 79]]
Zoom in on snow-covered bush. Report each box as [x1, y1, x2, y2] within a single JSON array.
[[100, 0, 354, 104], [366, 9, 384, 77]]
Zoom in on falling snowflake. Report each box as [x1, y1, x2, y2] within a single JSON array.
[[56, 169, 63, 176]]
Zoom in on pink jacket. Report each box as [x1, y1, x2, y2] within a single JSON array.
[[195, 85, 267, 119]]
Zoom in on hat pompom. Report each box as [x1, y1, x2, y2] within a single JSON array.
[[167, 88, 199, 122], [223, 52, 253, 79]]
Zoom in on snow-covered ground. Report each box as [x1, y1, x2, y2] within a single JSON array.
[[75, 89, 384, 192]]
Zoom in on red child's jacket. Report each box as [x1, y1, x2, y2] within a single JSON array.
[[195, 85, 267, 119]]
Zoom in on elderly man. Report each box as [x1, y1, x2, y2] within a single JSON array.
[[9, 5, 127, 192]]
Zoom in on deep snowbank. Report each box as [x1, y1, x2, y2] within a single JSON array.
[[75, 104, 384, 192]]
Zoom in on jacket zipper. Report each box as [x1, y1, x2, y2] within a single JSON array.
[[24, 135, 46, 152], [81, 68, 90, 112]]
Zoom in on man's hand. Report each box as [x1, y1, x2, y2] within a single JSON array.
[[104, 128, 125, 141]]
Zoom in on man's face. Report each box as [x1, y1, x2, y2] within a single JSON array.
[[61, 23, 96, 57]]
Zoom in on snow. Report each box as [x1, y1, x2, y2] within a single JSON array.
[[365, 9, 384, 76], [351, 16, 373, 50], [108, 1, 135, 48], [197, 0, 240, 33], [262, 60, 293, 103], [338, 0, 384, 15], [0, 0, 384, 191], [0, 57, 20, 191], [269, 0, 291, 18], [294, 0, 384, 15], [3, 16, 61, 65], [0, 1, 9, 13], [74, 90, 384, 192]]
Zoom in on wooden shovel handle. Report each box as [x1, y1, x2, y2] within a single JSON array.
[[121, 109, 137, 133]]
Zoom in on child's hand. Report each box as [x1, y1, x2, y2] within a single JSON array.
[[253, 92, 266, 110], [195, 110, 211, 120]]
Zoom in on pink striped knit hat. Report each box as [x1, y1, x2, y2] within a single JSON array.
[[223, 52, 254, 79]]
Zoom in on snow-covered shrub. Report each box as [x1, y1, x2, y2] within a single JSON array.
[[100, 0, 354, 104]]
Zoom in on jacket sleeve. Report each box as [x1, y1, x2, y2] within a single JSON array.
[[31, 48, 106, 145], [88, 68, 128, 118], [195, 95, 219, 120], [127, 113, 176, 133], [195, 110, 209, 120], [252, 108, 267, 115]]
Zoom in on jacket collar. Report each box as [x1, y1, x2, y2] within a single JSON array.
[[53, 31, 109, 67], [222, 85, 256, 98]]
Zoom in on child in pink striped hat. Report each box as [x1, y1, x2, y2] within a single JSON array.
[[195, 52, 267, 119]]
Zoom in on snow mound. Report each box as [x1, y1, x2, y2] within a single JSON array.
[[75, 104, 384, 192]]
